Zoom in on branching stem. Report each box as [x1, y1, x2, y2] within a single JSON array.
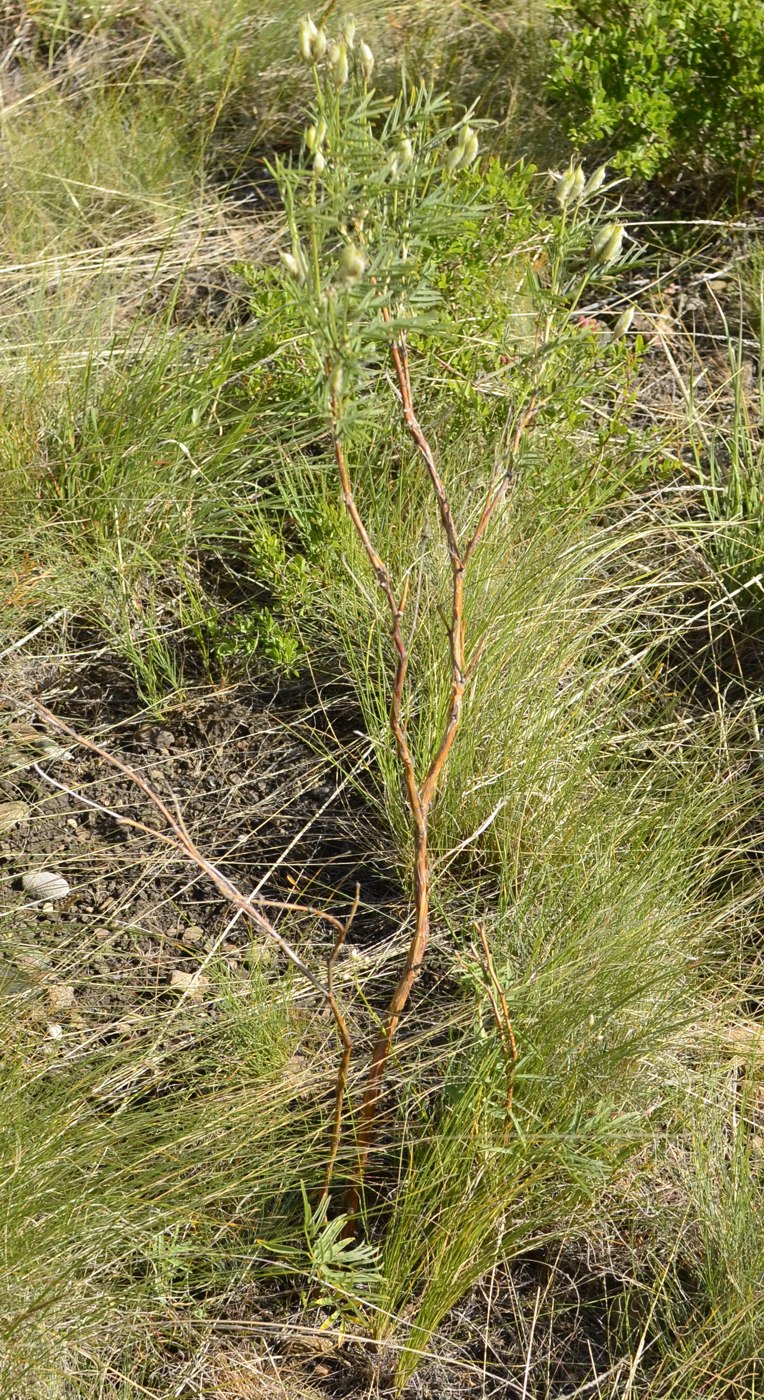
[[332, 324, 534, 1221]]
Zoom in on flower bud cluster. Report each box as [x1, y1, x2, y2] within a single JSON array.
[[305, 117, 328, 175], [556, 161, 608, 207], [591, 222, 626, 265], [298, 14, 374, 82], [298, 16, 326, 64]]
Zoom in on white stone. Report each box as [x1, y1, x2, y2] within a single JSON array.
[[22, 870, 71, 901]]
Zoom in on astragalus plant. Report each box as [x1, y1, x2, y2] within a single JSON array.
[[235, 15, 764, 1391], [264, 13, 636, 1212]]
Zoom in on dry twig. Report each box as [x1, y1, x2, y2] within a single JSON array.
[[24, 699, 356, 1198]]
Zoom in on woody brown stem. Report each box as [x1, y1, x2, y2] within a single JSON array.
[[332, 326, 534, 1224]]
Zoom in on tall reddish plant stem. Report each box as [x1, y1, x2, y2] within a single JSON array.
[[333, 326, 534, 1222]]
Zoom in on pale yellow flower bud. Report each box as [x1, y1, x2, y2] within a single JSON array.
[[446, 125, 478, 172], [462, 130, 479, 168], [390, 136, 412, 178], [358, 40, 374, 81], [398, 136, 413, 167], [313, 150, 326, 176], [571, 166, 586, 201], [329, 40, 349, 87], [298, 16, 318, 63], [611, 305, 635, 339], [343, 17, 356, 47], [338, 243, 366, 283], [583, 163, 607, 198], [311, 26, 327, 60], [555, 164, 578, 207], [280, 250, 302, 280]]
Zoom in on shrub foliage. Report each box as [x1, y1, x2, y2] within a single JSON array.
[[549, 0, 764, 197]]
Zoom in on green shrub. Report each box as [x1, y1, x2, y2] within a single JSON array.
[[548, 0, 764, 199]]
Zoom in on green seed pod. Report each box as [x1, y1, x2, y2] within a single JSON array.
[[338, 243, 366, 283], [358, 40, 374, 81], [602, 225, 625, 264], [447, 126, 466, 169], [306, 120, 328, 153]]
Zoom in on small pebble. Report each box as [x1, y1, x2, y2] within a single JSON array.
[[170, 969, 210, 997], [0, 801, 30, 833], [48, 984, 76, 1012], [66, 817, 78, 829]]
